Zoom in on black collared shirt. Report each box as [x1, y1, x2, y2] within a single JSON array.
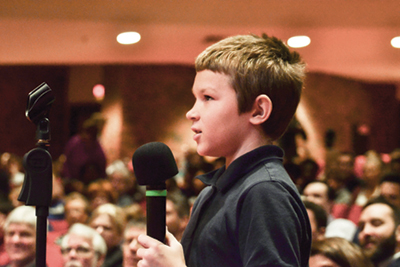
[[181, 145, 311, 267]]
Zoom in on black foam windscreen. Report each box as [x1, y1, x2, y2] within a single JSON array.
[[132, 142, 178, 186]]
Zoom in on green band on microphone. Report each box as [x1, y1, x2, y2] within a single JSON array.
[[146, 190, 167, 197]]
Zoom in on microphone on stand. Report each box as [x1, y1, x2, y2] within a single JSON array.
[[132, 142, 178, 243]]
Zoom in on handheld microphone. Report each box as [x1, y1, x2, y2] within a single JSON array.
[[132, 142, 178, 243]]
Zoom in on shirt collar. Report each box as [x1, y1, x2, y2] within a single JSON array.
[[197, 145, 284, 193]]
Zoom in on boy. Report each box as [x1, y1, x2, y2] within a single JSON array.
[[137, 34, 311, 267]]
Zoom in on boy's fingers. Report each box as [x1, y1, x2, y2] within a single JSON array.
[[165, 231, 179, 247], [136, 247, 144, 258], [138, 234, 160, 248]]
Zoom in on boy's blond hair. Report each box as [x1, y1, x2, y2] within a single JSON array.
[[195, 34, 305, 140]]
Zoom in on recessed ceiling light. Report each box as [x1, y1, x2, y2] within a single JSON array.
[[391, 36, 400, 48], [117, 32, 141, 45], [287, 35, 311, 48]]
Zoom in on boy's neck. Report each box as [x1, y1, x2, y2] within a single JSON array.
[[225, 136, 272, 168]]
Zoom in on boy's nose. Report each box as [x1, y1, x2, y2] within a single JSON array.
[[186, 107, 195, 120], [186, 103, 198, 121]]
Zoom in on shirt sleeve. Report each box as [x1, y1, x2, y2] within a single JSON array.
[[238, 181, 309, 267]]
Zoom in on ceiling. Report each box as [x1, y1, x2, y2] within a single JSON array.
[[1, 0, 400, 83]]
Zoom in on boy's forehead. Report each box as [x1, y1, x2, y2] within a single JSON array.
[[192, 70, 233, 92]]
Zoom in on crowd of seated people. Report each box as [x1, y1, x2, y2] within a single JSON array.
[[288, 142, 400, 266], [0, 144, 217, 267], [2, 121, 400, 266]]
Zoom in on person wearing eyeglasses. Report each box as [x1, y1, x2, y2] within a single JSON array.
[[60, 223, 107, 267]]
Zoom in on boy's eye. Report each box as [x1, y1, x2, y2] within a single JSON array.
[[204, 95, 213, 101]]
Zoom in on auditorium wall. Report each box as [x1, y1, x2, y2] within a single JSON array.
[[0, 65, 398, 166]]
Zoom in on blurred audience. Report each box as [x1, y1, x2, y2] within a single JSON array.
[[89, 203, 126, 267], [325, 168, 352, 205], [48, 175, 66, 221], [86, 180, 117, 212], [123, 204, 145, 223], [379, 172, 400, 209], [2, 206, 36, 267], [0, 153, 24, 190], [321, 129, 341, 179], [60, 223, 107, 267], [178, 150, 213, 199], [8, 185, 24, 209], [63, 193, 91, 229], [389, 149, 400, 174], [324, 218, 357, 242], [309, 237, 373, 267], [303, 180, 357, 241], [355, 150, 385, 207], [0, 202, 14, 266], [357, 196, 400, 267], [46, 192, 92, 267], [296, 158, 320, 194], [303, 181, 335, 224], [166, 191, 190, 241], [7, 117, 400, 267], [61, 114, 107, 186], [106, 160, 144, 207], [336, 151, 361, 194], [303, 200, 327, 243], [122, 219, 146, 267]]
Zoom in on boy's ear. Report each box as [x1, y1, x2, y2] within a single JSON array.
[[249, 94, 272, 125]]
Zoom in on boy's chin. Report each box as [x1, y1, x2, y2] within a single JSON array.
[[196, 146, 212, 157], [197, 148, 220, 159]]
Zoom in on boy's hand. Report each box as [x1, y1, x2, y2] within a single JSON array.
[[137, 230, 186, 267]]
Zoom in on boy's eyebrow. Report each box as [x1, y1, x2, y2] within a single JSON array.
[[194, 87, 217, 94]]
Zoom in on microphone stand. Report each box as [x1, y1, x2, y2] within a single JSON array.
[[18, 83, 55, 267]]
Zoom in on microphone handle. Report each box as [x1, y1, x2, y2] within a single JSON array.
[[146, 185, 166, 243]]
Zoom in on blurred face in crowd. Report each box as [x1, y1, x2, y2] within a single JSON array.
[[110, 173, 133, 196], [306, 209, 325, 242], [62, 233, 103, 267], [303, 182, 331, 215], [65, 199, 89, 227], [166, 200, 188, 241], [309, 254, 340, 267], [358, 203, 398, 264], [5, 223, 36, 266], [90, 214, 121, 249], [122, 225, 146, 267], [0, 212, 7, 240], [363, 163, 382, 186], [337, 154, 354, 178], [380, 182, 400, 209]]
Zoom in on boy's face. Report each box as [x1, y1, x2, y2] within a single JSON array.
[[186, 70, 253, 165]]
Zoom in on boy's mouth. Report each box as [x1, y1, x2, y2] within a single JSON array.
[[191, 127, 202, 140], [191, 127, 201, 134]]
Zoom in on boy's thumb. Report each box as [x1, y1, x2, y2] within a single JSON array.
[[165, 229, 179, 247]]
